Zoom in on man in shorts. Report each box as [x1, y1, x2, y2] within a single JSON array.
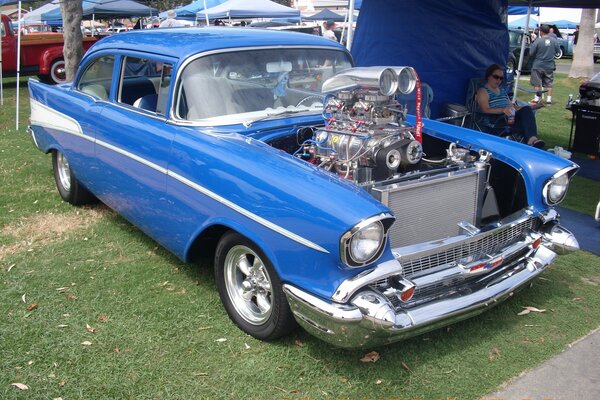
[[529, 24, 560, 105]]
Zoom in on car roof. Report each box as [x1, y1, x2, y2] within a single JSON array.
[[88, 27, 346, 61]]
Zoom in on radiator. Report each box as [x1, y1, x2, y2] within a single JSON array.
[[371, 167, 486, 248]]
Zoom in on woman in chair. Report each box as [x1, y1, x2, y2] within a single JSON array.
[[476, 64, 545, 148]]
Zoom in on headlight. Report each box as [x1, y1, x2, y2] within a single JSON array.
[[340, 214, 393, 268], [543, 166, 578, 205]]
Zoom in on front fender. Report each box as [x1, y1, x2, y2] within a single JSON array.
[[167, 127, 391, 299], [410, 116, 578, 212]]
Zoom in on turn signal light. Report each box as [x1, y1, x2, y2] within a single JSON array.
[[400, 286, 415, 302], [532, 237, 542, 249]]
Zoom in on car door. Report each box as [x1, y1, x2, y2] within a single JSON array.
[[92, 53, 178, 239], [62, 54, 116, 187]]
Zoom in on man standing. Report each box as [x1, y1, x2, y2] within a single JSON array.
[[530, 24, 560, 105]]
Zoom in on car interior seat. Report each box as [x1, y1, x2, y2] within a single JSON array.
[[133, 94, 159, 113], [80, 84, 108, 100]]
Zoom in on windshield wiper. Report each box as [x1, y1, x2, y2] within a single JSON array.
[[242, 109, 313, 128]]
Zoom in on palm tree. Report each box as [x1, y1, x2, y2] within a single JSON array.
[[569, 8, 596, 79], [60, 0, 83, 82]]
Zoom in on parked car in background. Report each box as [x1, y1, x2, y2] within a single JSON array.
[[546, 24, 574, 59], [105, 27, 129, 34], [28, 28, 579, 348], [507, 28, 532, 74]]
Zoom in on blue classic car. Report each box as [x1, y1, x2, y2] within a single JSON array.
[[28, 28, 579, 348]]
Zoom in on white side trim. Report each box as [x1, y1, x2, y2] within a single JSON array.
[[30, 99, 90, 141], [29, 99, 329, 254]]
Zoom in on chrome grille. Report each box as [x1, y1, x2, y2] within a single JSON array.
[[401, 217, 538, 277], [372, 168, 484, 248]]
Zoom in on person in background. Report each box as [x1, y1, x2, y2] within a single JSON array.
[[529, 24, 559, 105], [573, 25, 579, 45], [476, 64, 545, 148], [322, 20, 337, 41], [159, 10, 183, 28]]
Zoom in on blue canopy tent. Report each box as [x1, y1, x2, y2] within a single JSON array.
[[348, 0, 595, 118], [509, 14, 540, 28], [23, 0, 60, 23], [161, 0, 226, 21], [352, 1, 537, 14], [41, 0, 156, 21], [351, 0, 509, 118], [197, 0, 300, 22], [303, 9, 345, 22], [543, 19, 578, 29]]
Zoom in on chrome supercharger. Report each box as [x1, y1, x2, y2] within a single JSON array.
[[297, 67, 424, 183]]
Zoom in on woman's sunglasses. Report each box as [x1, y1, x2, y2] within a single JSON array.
[[492, 74, 504, 80]]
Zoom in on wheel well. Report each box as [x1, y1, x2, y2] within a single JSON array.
[[186, 224, 231, 263]]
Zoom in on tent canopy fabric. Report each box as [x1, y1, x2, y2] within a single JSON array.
[[197, 0, 300, 20], [507, 0, 598, 7], [543, 19, 578, 29], [507, 6, 539, 14], [23, 0, 59, 22], [162, 0, 225, 20], [0, 0, 37, 5], [352, 0, 508, 118], [508, 15, 539, 28], [303, 9, 345, 22], [41, 0, 156, 21]]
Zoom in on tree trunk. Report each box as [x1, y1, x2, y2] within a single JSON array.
[[60, 0, 84, 82], [569, 9, 595, 79]]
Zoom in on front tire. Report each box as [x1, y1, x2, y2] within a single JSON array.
[[52, 150, 95, 205], [215, 231, 296, 341]]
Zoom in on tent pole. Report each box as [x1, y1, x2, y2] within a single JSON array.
[[512, 0, 532, 103], [16, 1, 22, 130], [1, 20, 3, 106], [346, 0, 355, 50], [204, 0, 209, 25], [340, 10, 348, 45], [92, 14, 95, 37]]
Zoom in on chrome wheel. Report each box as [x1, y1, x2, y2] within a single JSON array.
[[224, 245, 273, 325], [56, 152, 71, 192], [50, 59, 66, 84], [554, 48, 563, 60]]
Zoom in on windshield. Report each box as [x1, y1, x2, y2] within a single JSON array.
[[176, 47, 353, 125]]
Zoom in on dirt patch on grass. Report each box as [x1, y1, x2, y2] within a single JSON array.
[[0, 206, 112, 261]]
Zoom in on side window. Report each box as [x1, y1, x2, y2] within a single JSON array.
[[118, 56, 172, 116], [76, 55, 114, 100]]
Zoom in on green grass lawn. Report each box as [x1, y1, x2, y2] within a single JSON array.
[[1, 76, 600, 400]]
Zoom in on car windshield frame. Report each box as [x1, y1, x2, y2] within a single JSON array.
[[172, 46, 353, 126]]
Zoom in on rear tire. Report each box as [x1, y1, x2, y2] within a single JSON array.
[[215, 231, 297, 341], [48, 58, 66, 84], [554, 47, 564, 60], [52, 150, 96, 205], [506, 57, 516, 75]]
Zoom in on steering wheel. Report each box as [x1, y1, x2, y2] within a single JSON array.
[[296, 94, 324, 108]]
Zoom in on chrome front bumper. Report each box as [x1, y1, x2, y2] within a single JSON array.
[[283, 223, 578, 349]]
